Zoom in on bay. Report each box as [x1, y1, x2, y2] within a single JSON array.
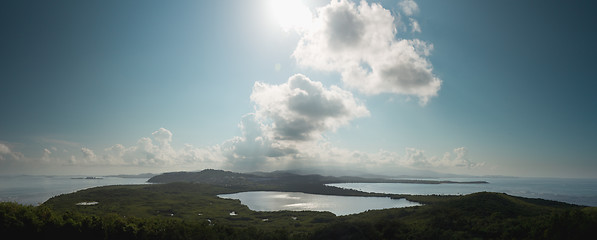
[[328, 177, 597, 207], [0, 175, 150, 205]]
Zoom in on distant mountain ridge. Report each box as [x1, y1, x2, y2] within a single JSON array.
[[148, 169, 254, 186], [105, 173, 156, 178], [147, 169, 488, 186]]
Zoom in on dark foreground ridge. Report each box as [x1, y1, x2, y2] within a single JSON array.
[[2, 169, 596, 239]]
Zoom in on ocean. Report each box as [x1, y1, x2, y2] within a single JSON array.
[[0, 175, 150, 205], [328, 177, 597, 207]]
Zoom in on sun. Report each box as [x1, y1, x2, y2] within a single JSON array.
[[268, 0, 312, 32]]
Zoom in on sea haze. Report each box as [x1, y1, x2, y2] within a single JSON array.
[[329, 177, 597, 207]]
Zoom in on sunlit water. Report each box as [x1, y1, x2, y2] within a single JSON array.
[[218, 191, 420, 216], [0, 175, 150, 205], [328, 177, 597, 207]]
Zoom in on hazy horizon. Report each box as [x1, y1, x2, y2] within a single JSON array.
[[1, 0, 596, 179]]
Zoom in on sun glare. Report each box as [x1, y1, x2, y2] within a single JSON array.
[[268, 0, 312, 32]]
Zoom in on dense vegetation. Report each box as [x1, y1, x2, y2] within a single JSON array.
[[0, 201, 294, 239], [148, 169, 487, 186], [313, 192, 597, 239], [2, 170, 596, 239]]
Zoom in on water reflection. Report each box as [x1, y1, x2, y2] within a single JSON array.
[[218, 191, 420, 216]]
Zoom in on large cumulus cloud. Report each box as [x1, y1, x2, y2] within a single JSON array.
[[251, 74, 369, 141], [218, 73, 483, 172], [221, 114, 298, 170], [293, 0, 441, 104], [220, 74, 369, 171]]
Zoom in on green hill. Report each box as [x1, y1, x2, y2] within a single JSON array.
[[148, 169, 488, 186], [320, 192, 595, 240]]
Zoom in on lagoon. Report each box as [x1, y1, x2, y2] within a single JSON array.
[[218, 191, 420, 216]]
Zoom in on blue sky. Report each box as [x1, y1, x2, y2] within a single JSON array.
[[1, 0, 595, 178]]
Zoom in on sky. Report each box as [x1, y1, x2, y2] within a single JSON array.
[[1, 0, 596, 178]]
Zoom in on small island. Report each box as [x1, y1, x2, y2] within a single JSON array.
[[70, 176, 103, 180]]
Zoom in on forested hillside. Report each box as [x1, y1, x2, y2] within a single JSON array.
[[2, 170, 595, 239], [2, 189, 596, 239], [147, 169, 487, 185]]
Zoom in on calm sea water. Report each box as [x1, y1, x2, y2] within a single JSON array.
[[218, 191, 420, 216], [328, 177, 597, 207], [0, 175, 150, 205]]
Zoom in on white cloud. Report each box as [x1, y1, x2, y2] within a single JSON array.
[[0, 143, 23, 162], [179, 144, 222, 165], [218, 75, 482, 172], [152, 128, 173, 146], [41, 148, 53, 162], [379, 146, 485, 169], [289, 146, 486, 173], [208, 73, 481, 174], [251, 74, 369, 141], [438, 147, 485, 168], [0, 143, 11, 155], [106, 131, 178, 166], [103, 144, 126, 165], [398, 0, 419, 16], [293, 0, 440, 105], [221, 114, 299, 171], [409, 18, 421, 33], [1, 144, 23, 162], [25, 128, 224, 170], [402, 147, 430, 167], [17, 128, 483, 175], [110, 128, 221, 168], [81, 147, 97, 163], [38, 147, 73, 165], [220, 74, 369, 171]]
